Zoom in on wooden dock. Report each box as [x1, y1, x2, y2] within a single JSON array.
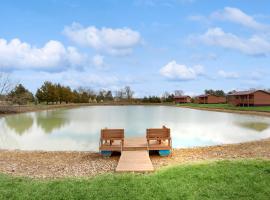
[[116, 150, 154, 172], [123, 137, 148, 150], [99, 127, 172, 172], [116, 137, 153, 172]]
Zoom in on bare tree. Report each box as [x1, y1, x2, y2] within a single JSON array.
[[0, 73, 13, 96], [174, 90, 183, 96], [114, 89, 125, 100], [124, 86, 134, 100], [162, 91, 170, 99]]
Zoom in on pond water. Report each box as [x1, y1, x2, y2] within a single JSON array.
[[0, 106, 270, 151]]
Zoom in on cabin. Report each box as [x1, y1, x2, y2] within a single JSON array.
[[174, 95, 191, 104], [196, 94, 226, 104], [227, 90, 270, 106]]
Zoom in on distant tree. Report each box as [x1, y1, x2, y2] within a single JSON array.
[[124, 86, 134, 100], [72, 90, 80, 103], [80, 92, 90, 103], [142, 96, 161, 103], [8, 84, 34, 105], [204, 89, 215, 95], [104, 90, 113, 101], [62, 86, 73, 103], [114, 86, 134, 101], [114, 89, 125, 100], [76, 87, 96, 103], [0, 73, 13, 95], [55, 84, 64, 104], [162, 91, 170, 100], [0, 73, 15, 102], [96, 90, 106, 102], [167, 94, 175, 102], [36, 81, 57, 104], [174, 90, 183, 96], [161, 91, 174, 102], [205, 89, 225, 97], [215, 90, 225, 97]]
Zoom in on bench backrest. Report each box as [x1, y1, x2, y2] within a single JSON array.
[[101, 128, 124, 140], [146, 126, 170, 139]]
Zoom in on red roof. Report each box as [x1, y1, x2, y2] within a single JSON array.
[[228, 90, 270, 96]]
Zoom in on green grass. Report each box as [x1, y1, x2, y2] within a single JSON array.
[[177, 103, 270, 112], [0, 160, 270, 200]]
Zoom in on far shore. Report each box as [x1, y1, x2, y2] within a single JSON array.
[[0, 103, 173, 118], [1, 102, 270, 117], [0, 138, 269, 178], [177, 105, 270, 117]]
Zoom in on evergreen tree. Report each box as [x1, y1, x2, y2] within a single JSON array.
[[36, 81, 57, 104], [8, 84, 34, 105]]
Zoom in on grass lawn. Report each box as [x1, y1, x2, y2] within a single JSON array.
[[177, 103, 270, 112], [0, 160, 270, 200]]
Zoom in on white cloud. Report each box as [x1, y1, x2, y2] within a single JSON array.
[[92, 54, 104, 68], [211, 7, 268, 30], [63, 23, 141, 56], [13, 69, 143, 93], [192, 27, 270, 56], [0, 38, 86, 70], [188, 7, 270, 56], [160, 60, 204, 81], [218, 70, 239, 79]]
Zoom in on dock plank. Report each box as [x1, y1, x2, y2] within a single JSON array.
[[123, 137, 148, 151], [116, 151, 154, 172]]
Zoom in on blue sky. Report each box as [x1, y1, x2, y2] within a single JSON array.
[[0, 0, 270, 97]]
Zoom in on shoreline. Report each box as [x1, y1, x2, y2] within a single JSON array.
[[175, 105, 270, 117], [1, 103, 270, 118], [0, 103, 172, 116], [1, 138, 269, 179], [1, 103, 269, 178]]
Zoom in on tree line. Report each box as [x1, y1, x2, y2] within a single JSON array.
[[0, 78, 137, 105], [1, 73, 270, 105]]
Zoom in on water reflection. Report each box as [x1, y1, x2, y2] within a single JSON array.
[[5, 114, 34, 135], [36, 110, 69, 133], [236, 122, 269, 132], [0, 106, 270, 151]]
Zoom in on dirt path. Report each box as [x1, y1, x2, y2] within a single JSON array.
[[1, 139, 269, 178]]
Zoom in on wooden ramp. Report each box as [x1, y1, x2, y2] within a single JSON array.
[[123, 137, 148, 151], [116, 151, 154, 172]]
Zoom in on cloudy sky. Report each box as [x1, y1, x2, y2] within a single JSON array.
[[0, 0, 270, 96]]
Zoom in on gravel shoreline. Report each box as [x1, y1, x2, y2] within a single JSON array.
[[1, 139, 269, 179]]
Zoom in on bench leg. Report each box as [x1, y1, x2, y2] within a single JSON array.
[[159, 150, 171, 156], [101, 151, 112, 157]]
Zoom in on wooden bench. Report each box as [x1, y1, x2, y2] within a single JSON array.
[[146, 126, 172, 156], [99, 128, 124, 156]]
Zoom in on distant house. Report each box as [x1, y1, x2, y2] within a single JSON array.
[[227, 90, 270, 106], [196, 94, 226, 104], [174, 96, 191, 104]]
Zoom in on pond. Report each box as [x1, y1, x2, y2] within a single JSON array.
[[0, 106, 270, 151]]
